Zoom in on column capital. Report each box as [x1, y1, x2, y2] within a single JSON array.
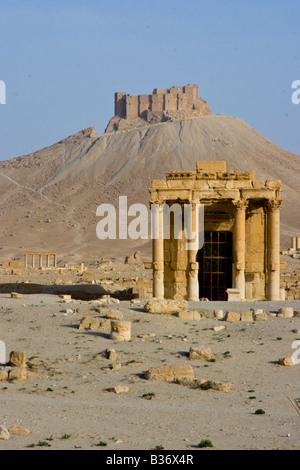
[[150, 199, 162, 204], [266, 199, 282, 213], [233, 198, 248, 211]]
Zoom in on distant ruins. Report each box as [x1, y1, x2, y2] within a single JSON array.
[[105, 84, 211, 132]]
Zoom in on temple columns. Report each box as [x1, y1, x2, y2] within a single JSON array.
[[266, 200, 282, 300], [187, 202, 199, 301], [233, 199, 248, 300], [152, 204, 164, 299]]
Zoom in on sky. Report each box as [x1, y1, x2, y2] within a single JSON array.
[[0, 0, 299, 160]]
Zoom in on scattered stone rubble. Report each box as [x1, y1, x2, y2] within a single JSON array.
[[189, 347, 214, 360], [144, 365, 195, 382], [144, 299, 188, 315], [177, 378, 234, 392], [0, 351, 27, 383]]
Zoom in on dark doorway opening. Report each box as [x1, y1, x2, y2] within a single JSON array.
[[197, 231, 233, 301]]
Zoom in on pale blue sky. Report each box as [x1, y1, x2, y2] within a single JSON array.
[[0, 0, 299, 160]]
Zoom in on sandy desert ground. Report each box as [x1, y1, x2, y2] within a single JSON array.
[[0, 262, 299, 451]]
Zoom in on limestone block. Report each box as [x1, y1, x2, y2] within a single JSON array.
[[0, 425, 10, 440], [8, 368, 27, 382], [143, 262, 153, 269], [225, 312, 241, 322], [0, 369, 8, 381], [208, 381, 234, 392], [11, 292, 23, 299], [105, 309, 123, 320], [278, 307, 294, 318], [108, 385, 129, 394], [144, 299, 188, 314], [78, 317, 101, 330], [178, 378, 233, 391], [12, 269, 22, 275], [196, 161, 227, 173], [106, 348, 117, 361], [189, 347, 214, 360], [254, 309, 264, 314], [60, 294, 72, 300], [212, 325, 226, 332], [266, 180, 281, 189], [100, 319, 111, 329], [254, 312, 268, 321], [214, 309, 225, 320], [294, 311, 300, 317], [226, 289, 241, 301], [174, 311, 202, 321], [9, 351, 26, 368], [9, 426, 31, 436], [241, 312, 253, 322], [110, 321, 131, 341], [145, 365, 194, 382], [278, 357, 295, 366]]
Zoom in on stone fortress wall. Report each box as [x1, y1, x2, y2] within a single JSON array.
[[105, 84, 211, 132], [114, 84, 209, 120]]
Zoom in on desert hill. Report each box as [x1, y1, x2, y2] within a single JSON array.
[[0, 114, 299, 264]]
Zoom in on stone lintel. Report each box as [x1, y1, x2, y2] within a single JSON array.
[[241, 189, 278, 200]]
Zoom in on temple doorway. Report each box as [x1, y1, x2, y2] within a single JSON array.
[[197, 231, 233, 300]]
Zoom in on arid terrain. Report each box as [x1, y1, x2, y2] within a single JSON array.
[[0, 104, 300, 451], [0, 113, 300, 266], [0, 257, 299, 451]]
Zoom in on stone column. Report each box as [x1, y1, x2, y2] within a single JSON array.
[[187, 202, 199, 301], [266, 200, 282, 300], [110, 320, 131, 341], [152, 204, 164, 299], [47, 254, 50, 268], [53, 254, 57, 267], [39, 254, 42, 268], [291, 237, 297, 250], [232, 199, 248, 300], [25, 254, 28, 268], [297, 237, 300, 251]]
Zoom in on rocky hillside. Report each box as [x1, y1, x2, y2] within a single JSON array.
[[0, 114, 299, 264]]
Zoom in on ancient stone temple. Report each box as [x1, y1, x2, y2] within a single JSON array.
[[149, 161, 282, 301]]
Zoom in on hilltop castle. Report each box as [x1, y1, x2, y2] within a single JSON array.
[[105, 84, 211, 132]]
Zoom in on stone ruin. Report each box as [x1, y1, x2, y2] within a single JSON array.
[[105, 84, 211, 132], [149, 160, 283, 301]]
